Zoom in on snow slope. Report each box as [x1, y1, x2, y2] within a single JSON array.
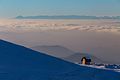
[[0, 39, 120, 80], [31, 46, 104, 64]]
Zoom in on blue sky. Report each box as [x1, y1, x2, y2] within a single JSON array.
[[0, 0, 120, 18]]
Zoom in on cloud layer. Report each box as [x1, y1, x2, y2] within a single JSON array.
[[0, 19, 120, 33]]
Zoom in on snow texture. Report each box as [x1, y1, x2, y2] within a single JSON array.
[[0, 39, 120, 80]]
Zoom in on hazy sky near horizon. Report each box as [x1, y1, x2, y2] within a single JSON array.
[[0, 0, 120, 18]]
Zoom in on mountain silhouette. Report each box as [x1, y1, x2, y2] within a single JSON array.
[[16, 15, 120, 19]]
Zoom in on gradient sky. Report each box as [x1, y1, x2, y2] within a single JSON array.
[[0, 0, 120, 18]]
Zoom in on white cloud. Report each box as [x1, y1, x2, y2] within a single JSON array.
[[0, 19, 120, 33]]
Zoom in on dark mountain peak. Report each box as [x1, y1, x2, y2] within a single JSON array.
[[16, 15, 24, 18], [31, 45, 75, 58], [15, 15, 120, 19]]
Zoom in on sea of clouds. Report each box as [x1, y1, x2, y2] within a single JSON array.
[[0, 19, 120, 33]]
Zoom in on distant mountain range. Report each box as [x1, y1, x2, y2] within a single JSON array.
[[16, 15, 120, 19]]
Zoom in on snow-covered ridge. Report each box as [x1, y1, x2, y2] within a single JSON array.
[[0, 39, 120, 80], [79, 64, 120, 73], [0, 19, 120, 33]]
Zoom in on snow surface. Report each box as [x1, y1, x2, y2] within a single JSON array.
[[0, 39, 120, 80]]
